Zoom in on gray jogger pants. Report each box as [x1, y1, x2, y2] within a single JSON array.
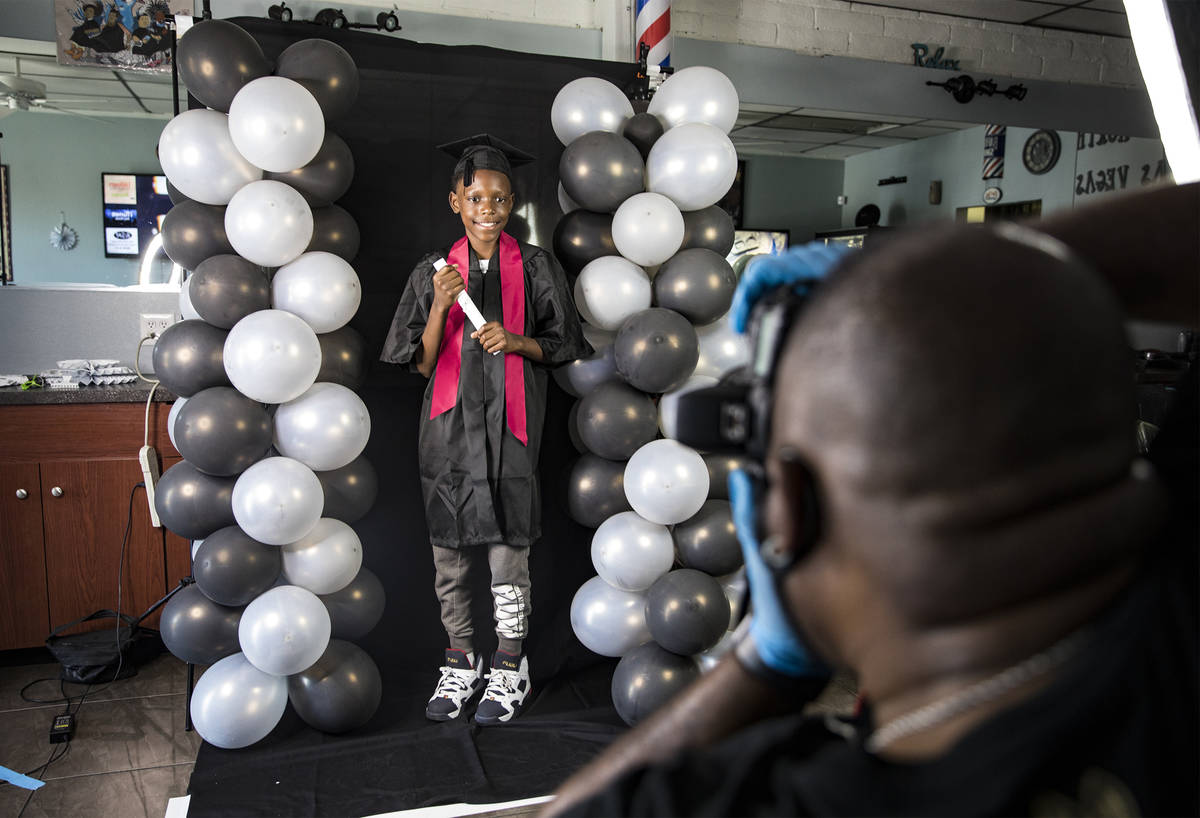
[[431, 543, 530, 656]]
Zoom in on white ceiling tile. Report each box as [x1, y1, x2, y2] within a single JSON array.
[[841, 135, 914, 148], [918, 119, 981, 129], [739, 102, 799, 114], [880, 124, 958, 139], [795, 107, 924, 124], [800, 144, 875, 159]]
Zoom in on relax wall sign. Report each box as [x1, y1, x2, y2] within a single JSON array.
[[912, 43, 961, 71]]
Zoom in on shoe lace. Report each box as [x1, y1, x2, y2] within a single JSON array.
[[434, 666, 474, 698], [484, 667, 519, 700]]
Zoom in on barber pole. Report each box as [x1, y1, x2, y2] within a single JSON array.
[[983, 124, 1006, 180], [635, 0, 671, 67]]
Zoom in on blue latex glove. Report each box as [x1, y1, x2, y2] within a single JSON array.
[[730, 242, 854, 334], [728, 468, 827, 678]]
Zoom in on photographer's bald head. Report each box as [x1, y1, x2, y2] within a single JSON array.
[[766, 226, 1164, 748]]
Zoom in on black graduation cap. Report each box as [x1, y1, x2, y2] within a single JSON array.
[[438, 133, 535, 188]]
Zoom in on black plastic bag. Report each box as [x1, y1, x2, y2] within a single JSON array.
[[45, 610, 164, 685]]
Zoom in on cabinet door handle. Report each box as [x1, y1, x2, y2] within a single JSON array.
[[15, 489, 27, 500], [51, 486, 64, 498]]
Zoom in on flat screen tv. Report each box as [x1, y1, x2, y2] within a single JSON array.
[[101, 173, 173, 258]]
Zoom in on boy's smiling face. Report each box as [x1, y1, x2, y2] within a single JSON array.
[[449, 169, 513, 254]]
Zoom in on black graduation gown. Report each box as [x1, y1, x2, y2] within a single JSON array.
[[381, 241, 587, 548]]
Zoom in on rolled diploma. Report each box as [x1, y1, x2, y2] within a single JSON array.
[[434, 257, 500, 355]]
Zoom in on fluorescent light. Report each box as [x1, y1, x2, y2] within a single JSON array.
[[1124, 0, 1200, 183]]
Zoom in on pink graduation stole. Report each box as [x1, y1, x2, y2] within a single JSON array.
[[429, 232, 528, 446]]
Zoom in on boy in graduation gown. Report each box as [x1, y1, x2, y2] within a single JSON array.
[[381, 134, 588, 724]]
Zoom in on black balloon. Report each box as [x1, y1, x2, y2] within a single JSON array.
[[288, 639, 382, 733], [674, 500, 742, 576], [317, 325, 369, 391], [703, 452, 754, 500], [274, 39, 360, 122], [265, 132, 355, 207], [320, 567, 386, 639], [681, 205, 735, 257], [193, 525, 281, 607], [155, 461, 237, 540], [566, 402, 587, 454], [190, 255, 271, 330], [559, 131, 645, 213], [566, 453, 633, 528], [307, 205, 361, 262], [653, 248, 737, 325], [614, 308, 699, 394], [622, 112, 664, 160], [611, 641, 700, 726], [553, 210, 617, 276], [160, 584, 243, 665], [177, 19, 270, 112], [552, 344, 619, 398], [161, 200, 235, 272], [577, 382, 658, 460], [175, 387, 273, 476], [151, 319, 230, 397], [315, 455, 378, 524], [645, 569, 731, 655]]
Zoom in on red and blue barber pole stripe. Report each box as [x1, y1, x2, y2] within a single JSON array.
[[636, 0, 671, 67], [983, 124, 1006, 179]]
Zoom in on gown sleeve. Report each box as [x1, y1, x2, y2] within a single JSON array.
[[525, 246, 591, 366], [380, 252, 441, 370]]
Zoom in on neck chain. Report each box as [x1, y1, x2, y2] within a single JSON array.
[[864, 629, 1087, 754]]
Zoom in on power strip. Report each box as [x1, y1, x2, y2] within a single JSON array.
[[139, 445, 161, 527]]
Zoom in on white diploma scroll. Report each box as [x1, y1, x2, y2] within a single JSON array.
[[434, 257, 500, 355]]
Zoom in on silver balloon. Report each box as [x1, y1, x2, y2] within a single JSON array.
[[646, 123, 739, 212], [647, 66, 740, 133], [582, 323, 615, 351], [224, 309, 322, 404], [591, 511, 674, 592], [273, 382, 371, 472], [574, 256, 651, 331], [611, 192, 684, 268], [179, 276, 201, 321], [695, 626, 741, 673], [238, 584, 331, 676], [624, 439, 710, 525], [190, 653, 288, 749], [570, 575, 651, 658], [719, 568, 747, 626], [551, 77, 634, 145], [167, 396, 188, 452], [281, 518, 363, 595], [271, 251, 361, 334], [158, 109, 262, 205], [552, 344, 620, 398], [224, 180, 314, 268], [232, 456, 324, 545], [228, 76, 326, 173], [694, 314, 752, 379], [557, 181, 580, 214]]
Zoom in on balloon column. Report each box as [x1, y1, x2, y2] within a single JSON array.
[[554, 68, 753, 726], [154, 20, 383, 748]]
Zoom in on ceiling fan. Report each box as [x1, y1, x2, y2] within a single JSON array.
[[0, 58, 108, 122]]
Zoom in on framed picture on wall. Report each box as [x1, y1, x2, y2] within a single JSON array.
[[716, 160, 746, 229], [727, 228, 788, 277], [55, 1, 193, 73], [0, 165, 12, 284]]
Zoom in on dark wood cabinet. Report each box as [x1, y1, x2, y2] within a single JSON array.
[[0, 401, 190, 649]]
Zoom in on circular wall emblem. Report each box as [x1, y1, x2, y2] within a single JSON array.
[[1022, 129, 1061, 175], [983, 186, 1003, 205]]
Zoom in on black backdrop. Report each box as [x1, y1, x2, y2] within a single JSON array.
[[187, 19, 635, 815]]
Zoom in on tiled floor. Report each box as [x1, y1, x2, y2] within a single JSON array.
[[0, 653, 200, 818]]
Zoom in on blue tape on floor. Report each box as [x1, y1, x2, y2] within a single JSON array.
[[0, 765, 45, 790]]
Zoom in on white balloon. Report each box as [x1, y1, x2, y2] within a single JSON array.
[[612, 192, 684, 267], [190, 537, 204, 561], [551, 77, 635, 145], [582, 323, 616, 351], [238, 585, 331, 676], [158, 109, 263, 205], [224, 180, 314, 268], [190, 653, 288, 749], [558, 181, 580, 214], [271, 252, 362, 333], [718, 568, 747, 627], [647, 66, 740, 133], [659, 375, 719, 439], [570, 575, 651, 657], [224, 309, 321, 404], [167, 396, 189, 451], [646, 123, 739, 212], [228, 76, 326, 173], [695, 627, 740, 673], [232, 456, 324, 545], [694, 314, 752, 379], [179, 275, 201, 320], [574, 256, 651, 331], [591, 511, 674, 592], [280, 518, 363, 595], [624, 439, 710, 525], [273, 382, 371, 472]]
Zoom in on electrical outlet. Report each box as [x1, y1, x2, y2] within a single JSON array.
[[139, 313, 175, 340]]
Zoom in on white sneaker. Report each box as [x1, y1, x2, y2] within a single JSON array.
[[425, 649, 484, 721], [475, 651, 531, 725]]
